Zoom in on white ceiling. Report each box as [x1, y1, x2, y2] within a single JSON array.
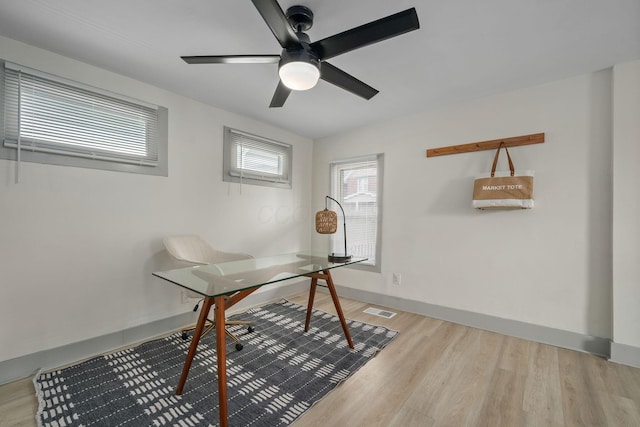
[[0, 0, 639, 139]]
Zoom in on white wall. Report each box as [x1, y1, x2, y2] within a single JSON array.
[[313, 68, 615, 340], [0, 36, 313, 363], [612, 59, 640, 350], [2, 34, 636, 367]]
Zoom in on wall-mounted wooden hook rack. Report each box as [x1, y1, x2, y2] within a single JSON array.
[[426, 133, 545, 158]]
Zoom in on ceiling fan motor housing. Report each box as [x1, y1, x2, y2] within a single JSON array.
[[279, 48, 319, 69], [286, 5, 314, 32]]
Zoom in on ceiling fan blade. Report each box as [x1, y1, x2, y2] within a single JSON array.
[[182, 55, 280, 64], [320, 62, 378, 100], [269, 80, 292, 107], [251, 0, 301, 49], [310, 8, 419, 61]]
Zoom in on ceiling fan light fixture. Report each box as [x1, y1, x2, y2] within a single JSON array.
[[278, 49, 320, 91], [279, 61, 320, 90]]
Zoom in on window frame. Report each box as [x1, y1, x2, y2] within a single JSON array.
[[0, 60, 168, 176], [223, 126, 292, 189], [329, 153, 384, 272]]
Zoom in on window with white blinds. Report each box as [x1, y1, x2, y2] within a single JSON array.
[[330, 154, 383, 271], [1, 61, 168, 176], [223, 126, 292, 189]]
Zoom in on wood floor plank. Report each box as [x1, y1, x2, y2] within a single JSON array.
[[558, 347, 608, 426], [0, 377, 38, 427], [474, 367, 526, 426], [402, 324, 479, 417], [610, 361, 640, 403], [338, 320, 453, 426], [522, 341, 565, 425], [389, 406, 435, 427], [498, 334, 531, 373], [433, 330, 508, 426], [602, 394, 640, 426], [3, 292, 640, 427], [0, 377, 34, 406], [521, 411, 564, 427], [572, 349, 640, 426]]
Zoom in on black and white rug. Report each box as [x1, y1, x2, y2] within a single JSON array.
[[34, 299, 398, 426]]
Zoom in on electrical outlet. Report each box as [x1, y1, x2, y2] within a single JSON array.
[[392, 272, 402, 285]]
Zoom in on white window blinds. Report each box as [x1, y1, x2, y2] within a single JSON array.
[[3, 62, 159, 166], [223, 126, 292, 188], [330, 154, 383, 269]]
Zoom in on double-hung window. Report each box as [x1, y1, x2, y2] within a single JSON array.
[[223, 126, 292, 189], [1, 61, 168, 176], [329, 154, 383, 271]]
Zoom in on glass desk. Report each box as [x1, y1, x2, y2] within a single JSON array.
[[153, 252, 367, 427]]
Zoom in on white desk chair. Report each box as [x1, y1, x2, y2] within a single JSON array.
[[163, 235, 254, 350]]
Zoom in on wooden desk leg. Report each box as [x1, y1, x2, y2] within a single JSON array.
[[214, 295, 229, 427], [324, 269, 355, 349], [305, 276, 318, 332], [176, 296, 214, 395]]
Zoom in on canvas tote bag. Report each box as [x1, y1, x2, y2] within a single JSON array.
[[472, 142, 534, 209]]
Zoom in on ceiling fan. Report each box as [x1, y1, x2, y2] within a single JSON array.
[[181, 0, 420, 107]]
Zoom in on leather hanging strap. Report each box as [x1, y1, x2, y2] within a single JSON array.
[[491, 142, 515, 177]]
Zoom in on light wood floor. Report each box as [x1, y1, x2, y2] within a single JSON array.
[[2, 292, 639, 426]]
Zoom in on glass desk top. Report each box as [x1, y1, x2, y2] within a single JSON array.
[[153, 252, 367, 297]]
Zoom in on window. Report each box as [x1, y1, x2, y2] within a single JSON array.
[[223, 126, 292, 189], [330, 154, 383, 271], [1, 61, 168, 176]]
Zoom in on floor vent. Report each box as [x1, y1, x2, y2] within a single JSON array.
[[363, 307, 397, 319]]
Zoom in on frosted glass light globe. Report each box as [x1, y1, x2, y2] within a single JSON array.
[[279, 61, 320, 91]]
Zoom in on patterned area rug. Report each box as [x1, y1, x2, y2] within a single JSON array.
[[34, 299, 398, 426]]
